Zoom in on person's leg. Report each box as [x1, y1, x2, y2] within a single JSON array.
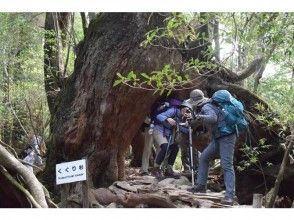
[[155, 143, 169, 165], [178, 133, 190, 171], [196, 139, 218, 186], [141, 127, 153, 173], [167, 143, 179, 166], [218, 134, 237, 200], [151, 130, 168, 179]]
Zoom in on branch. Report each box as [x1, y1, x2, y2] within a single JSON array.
[[234, 57, 264, 82], [208, 80, 271, 110], [19, 159, 43, 172], [267, 123, 294, 208], [0, 139, 18, 158], [0, 166, 41, 208], [0, 144, 48, 207]]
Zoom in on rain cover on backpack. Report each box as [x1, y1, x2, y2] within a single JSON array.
[[212, 90, 248, 137]]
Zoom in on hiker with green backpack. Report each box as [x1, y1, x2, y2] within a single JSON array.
[[187, 89, 248, 206]]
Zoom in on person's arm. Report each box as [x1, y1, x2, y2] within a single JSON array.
[[156, 108, 177, 127], [194, 104, 217, 125]]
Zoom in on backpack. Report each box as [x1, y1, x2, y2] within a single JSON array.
[[212, 90, 248, 137], [151, 98, 182, 125]]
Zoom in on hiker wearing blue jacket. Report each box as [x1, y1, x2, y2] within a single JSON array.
[[187, 89, 238, 206], [150, 102, 192, 179]]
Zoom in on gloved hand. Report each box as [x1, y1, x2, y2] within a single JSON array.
[[191, 115, 203, 127], [194, 114, 202, 121]]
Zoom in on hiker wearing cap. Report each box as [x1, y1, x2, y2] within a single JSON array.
[[187, 89, 239, 206], [179, 89, 210, 175], [150, 101, 192, 179]]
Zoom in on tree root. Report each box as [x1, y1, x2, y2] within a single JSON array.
[[0, 144, 48, 207], [0, 166, 41, 208]]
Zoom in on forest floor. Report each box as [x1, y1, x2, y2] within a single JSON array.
[[87, 167, 253, 208]]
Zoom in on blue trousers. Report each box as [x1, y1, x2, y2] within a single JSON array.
[[196, 134, 236, 199]]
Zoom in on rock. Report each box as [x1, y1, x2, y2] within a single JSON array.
[[174, 176, 191, 186], [106, 202, 117, 208], [158, 178, 176, 186], [115, 181, 138, 193]]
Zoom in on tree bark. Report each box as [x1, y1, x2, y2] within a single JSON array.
[[44, 12, 70, 115], [212, 18, 220, 61], [43, 12, 292, 206], [267, 123, 294, 208], [80, 12, 88, 36], [44, 13, 182, 204]]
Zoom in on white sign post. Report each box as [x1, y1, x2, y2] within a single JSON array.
[[56, 159, 86, 185]]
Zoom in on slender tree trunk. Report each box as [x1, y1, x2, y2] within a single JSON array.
[[80, 12, 88, 36], [213, 18, 220, 61], [267, 124, 294, 208], [43, 12, 70, 115], [88, 12, 97, 21], [2, 57, 12, 145], [290, 67, 294, 90]]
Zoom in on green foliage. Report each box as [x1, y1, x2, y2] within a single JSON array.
[[114, 64, 191, 96], [0, 13, 49, 148], [141, 13, 203, 48], [237, 141, 272, 172]]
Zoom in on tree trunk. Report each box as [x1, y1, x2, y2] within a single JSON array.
[[130, 129, 145, 167], [212, 18, 220, 61], [88, 13, 97, 21], [44, 12, 71, 115], [291, 67, 294, 90], [44, 13, 182, 204], [267, 123, 294, 207], [43, 12, 293, 206], [1, 57, 12, 145], [80, 12, 88, 36]]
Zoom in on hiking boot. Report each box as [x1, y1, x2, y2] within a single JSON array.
[[187, 184, 206, 193], [220, 197, 234, 206], [150, 167, 164, 180], [163, 166, 180, 179], [164, 165, 174, 177]]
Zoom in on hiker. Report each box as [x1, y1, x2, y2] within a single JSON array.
[[187, 89, 245, 206], [140, 99, 182, 175], [21, 134, 47, 173], [150, 101, 192, 179], [139, 116, 154, 175]]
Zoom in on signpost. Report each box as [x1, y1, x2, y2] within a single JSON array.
[[56, 159, 86, 185]]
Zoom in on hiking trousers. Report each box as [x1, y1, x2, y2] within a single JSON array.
[[196, 133, 236, 199], [141, 127, 154, 172], [176, 132, 199, 171]]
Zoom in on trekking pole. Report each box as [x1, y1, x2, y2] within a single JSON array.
[[163, 128, 174, 164], [188, 124, 195, 186]]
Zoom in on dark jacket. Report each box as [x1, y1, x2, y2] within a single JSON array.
[[194, 101, 226, 138]]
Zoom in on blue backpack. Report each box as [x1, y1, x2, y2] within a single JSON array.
[[212, 90, 248, 137]]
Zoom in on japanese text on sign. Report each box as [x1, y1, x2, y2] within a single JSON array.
[[56, 159, 86, 185]]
